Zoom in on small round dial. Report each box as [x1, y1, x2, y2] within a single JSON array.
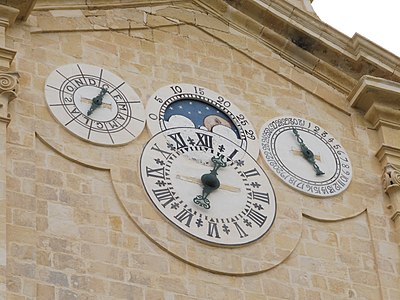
[[45, 63, 145, 145], [259, 116, 352, 197], [140, 128, 276, 246], [146, 83, 259, 158]]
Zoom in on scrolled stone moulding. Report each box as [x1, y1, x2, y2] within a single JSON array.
[[382, 164, 400, 223], [0, 72, 19, 124]]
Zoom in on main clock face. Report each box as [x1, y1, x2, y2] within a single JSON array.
[[45, 63, 145, 145], [259, 116, 352, 197], [146, 83, 259, 158], [140, 127, 276, 246]]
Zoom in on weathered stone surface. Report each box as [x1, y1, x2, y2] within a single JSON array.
[[1, 0, 399, 299]]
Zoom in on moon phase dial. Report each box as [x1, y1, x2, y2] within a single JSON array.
[[146, 83, 259, 158]]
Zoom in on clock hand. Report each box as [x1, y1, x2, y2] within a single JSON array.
[[292, 128, 325, 176], [87, 88, 107, 116], [81, 97, 112, 110], [176, 175, 240, 192], [193, 155, 227, 209]]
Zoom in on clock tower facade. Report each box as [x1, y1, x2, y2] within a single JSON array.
[[2, 0, 400, 299]]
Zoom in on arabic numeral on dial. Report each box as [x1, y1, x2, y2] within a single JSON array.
[[154, 95, 163, 103], [148, 113, 158, 120], [314, 126, 320, 132], [236, 114, 249, 126], [194, 86, 204, 95], [342, 163, 350, 168], [245, 129, 256, 140], [170, 85, 182, 94], [216, 96, 231, 108], [321, 131, 328, 137]]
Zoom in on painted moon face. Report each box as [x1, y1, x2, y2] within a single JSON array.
[[204, 115, 233, 131]]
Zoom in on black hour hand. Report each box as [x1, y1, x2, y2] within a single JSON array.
[[292, 128, 324, 176], [87, 88, 107, 116], [193, 155, 227, 209]]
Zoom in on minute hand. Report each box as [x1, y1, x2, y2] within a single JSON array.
[[292, 128, 324, 176]]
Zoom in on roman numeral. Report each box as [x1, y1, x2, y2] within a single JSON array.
[[174, 208, 193, 227], [247, 208, 267, 227], [233, 222, 248, 238], [152, 188, 175, 207], [151, 143, 172, 159], [145, 166, 165, 179], [242, 168, 260, 178], [227, 149, 239, 161], [250, 191, 270, 204], [196, 132, 213, 148], [167, 132, 187, 149], [207, 221, 220, 239]]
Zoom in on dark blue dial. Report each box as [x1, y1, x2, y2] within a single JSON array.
[[164, 99, 240, 139]]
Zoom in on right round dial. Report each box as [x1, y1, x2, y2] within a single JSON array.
[[259, 116, 352, 197]]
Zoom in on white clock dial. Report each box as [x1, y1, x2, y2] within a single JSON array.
[[140, 128, 276, 246], [259, 116, 352, 197], [145, 83, 259, 158], [45, 63, 145, 145]]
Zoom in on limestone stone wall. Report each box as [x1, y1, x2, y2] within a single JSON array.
[[4, 1, 400, 299]]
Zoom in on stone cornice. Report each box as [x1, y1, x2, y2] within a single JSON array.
[[2, 0, 37, 21], [33, 0, 400, 95], [199, 0, 400, 94], [348, 75, 400, 113], [348, 75, 400, 165], [0, 47, 17, 70], [0, 4, 19, 27]]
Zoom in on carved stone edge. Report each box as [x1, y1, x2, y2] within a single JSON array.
[[0, 5, 19, 27], [382, 164, 400, 222], [349, 76, 400, 225], [0, 72, 19, 124], [382, 164, 400, 193]]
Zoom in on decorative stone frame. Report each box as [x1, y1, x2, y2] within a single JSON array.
[[349, 76, 400, 234]]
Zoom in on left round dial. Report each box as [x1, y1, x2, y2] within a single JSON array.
[[45, 63, 146, 145]]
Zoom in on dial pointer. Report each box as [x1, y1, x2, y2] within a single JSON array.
[[292, 128, 324, 176]]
